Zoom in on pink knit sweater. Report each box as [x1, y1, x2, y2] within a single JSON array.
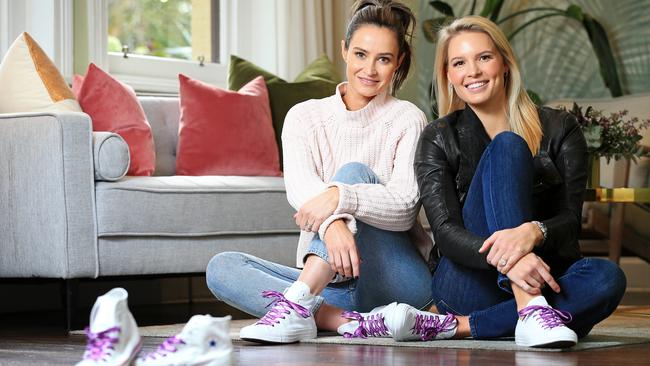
[[282, 83, 434, 267]]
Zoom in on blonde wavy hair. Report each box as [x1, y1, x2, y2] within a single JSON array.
[[434, 16, 542, 155]]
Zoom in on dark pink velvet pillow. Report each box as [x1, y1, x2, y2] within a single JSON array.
[[176, 74, 281, 176], [74, 63, 156, 176]]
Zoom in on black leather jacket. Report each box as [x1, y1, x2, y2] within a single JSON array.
[[415, 106, 588, 274]]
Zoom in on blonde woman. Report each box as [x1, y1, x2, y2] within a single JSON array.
[[411, 15, 626, 347]]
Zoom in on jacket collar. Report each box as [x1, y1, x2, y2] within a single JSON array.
[[459, 106, 491, 145]]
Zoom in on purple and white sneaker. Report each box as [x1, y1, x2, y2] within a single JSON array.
[[239, 290, 317, 343], [135, 314, 232, 366], [337, 303, 400, 339], [515, 297, 577, 348], [76, 288, 142, 365], [338, 302, 458, 342]]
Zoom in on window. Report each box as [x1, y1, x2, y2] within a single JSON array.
[[108, 0, 219, 63], [102, 0, 230, 93]]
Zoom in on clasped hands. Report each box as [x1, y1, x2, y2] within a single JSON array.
[[294, 187, 360, 278], [479, 222, 561, 295]]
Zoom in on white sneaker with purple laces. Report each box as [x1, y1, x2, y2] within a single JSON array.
[[515, 297, 577, 348], [239, 290, 317, 343], [76, 288, 142, 366], [338, 302, 458, 342], [135, 314, 232, 366]]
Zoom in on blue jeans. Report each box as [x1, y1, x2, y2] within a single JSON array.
[[206, 162, 433, 318], [431, 132, 626, 339]]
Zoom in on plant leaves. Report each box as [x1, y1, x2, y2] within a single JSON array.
[[565, 4, 584, 22], [429, 1, 454, 17], [422, 17, 452, 43], [480, 0, 504, 21], [581, 14, 623, 97]]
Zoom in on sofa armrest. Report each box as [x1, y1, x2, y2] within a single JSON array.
[[0, 112, 98, 278]]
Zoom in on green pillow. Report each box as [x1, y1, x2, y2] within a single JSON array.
[[228, 54, 342, 164]]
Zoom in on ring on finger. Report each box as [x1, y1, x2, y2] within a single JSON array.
[[304, 223, 312, 231], [498, 257, 508, 267]]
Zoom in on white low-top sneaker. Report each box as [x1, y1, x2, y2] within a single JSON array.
[[515, 297, 577, 348], [76, 288, 142, 366], [337, 302, 457, 342], [239, 290, 317, 343], [135, 314, 232, 366]]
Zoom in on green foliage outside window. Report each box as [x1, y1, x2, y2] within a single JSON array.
[[108, 0, 192, 60]]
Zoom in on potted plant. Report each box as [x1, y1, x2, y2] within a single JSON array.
[[564, 103, 650, 187]]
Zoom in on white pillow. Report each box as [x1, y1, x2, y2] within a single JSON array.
[[0, 32, 81, 113]]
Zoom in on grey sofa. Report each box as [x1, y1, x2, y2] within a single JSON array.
[[0, 96, 300, 279]]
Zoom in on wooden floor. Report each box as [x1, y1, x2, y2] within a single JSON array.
[[1, 304, 649, 365]]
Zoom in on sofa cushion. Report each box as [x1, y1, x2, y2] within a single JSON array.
[[176, 74, 281, 176], [95, 176, 297, 237], [138, 96, 180, 176], [0, 32, 81, 113], [93, 132, 130, 181], [228, 54, 341, 162], [75, 63, 156, 176]]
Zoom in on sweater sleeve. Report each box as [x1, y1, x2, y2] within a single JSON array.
[[327, 108, 426, 232], [281, 105, 329, 211]]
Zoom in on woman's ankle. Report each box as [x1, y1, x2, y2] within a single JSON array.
[[297, 255, 335, 295], [314, 303, 348, 331], [453, 316, 471, 339], [511, 283, 543, 311]]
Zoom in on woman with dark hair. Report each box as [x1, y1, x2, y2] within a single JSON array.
[[205, 0, 438, 344], [336, 15, 626, 348]]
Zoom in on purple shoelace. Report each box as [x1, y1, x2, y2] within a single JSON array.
[[411, 313, 457, 341], [142, 335, 186, 360], [82, 326, 120, 361], [340, 311, 389, 338], [256, 290, 311, 326], [518, 305, 573, 329]]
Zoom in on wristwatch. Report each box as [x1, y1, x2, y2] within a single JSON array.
[[531, 220, 548, 244]]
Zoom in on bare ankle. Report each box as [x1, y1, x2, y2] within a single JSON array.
[[453, 316, 471, 339]]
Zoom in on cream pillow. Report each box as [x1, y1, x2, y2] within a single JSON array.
[[0, 32, 81, 113]]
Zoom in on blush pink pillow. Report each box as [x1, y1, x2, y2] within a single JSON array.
[[176, 74, 281, 176], [74, 63, 156, 176]]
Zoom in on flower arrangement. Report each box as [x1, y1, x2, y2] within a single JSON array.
[[565, 102, 650, 163]]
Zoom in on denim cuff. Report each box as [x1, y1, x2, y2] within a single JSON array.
[[304, 246, 328, 263], [497, 273, 513, 294], [468, 313, 480, 339], [311, 295, 325, 315]]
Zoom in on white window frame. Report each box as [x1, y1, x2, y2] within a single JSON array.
[[89, 0, 236, 93], [0, 0, 74, 79]]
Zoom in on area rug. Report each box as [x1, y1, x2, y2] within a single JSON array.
[[101, 310, 650, 353]]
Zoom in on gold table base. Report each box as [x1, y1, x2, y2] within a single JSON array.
[[584, 188, 650, 203]]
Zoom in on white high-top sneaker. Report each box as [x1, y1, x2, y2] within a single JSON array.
[[337, 302, 457, 341], [239, 282, 317, 344], [76, 288, 142, 366], [515, 296, 577, 348], [135, 314, 232, 366]]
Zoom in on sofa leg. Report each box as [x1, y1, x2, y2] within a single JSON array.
[[62, 279, 80, 333]]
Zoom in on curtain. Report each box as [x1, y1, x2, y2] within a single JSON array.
[[274, 0, 335, 80]]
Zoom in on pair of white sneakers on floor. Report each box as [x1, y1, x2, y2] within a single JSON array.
[[76, 288, 232, 366], [239, 283, 458, 344]]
